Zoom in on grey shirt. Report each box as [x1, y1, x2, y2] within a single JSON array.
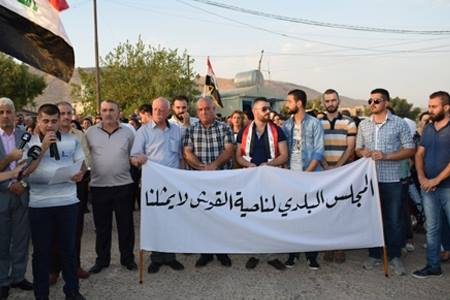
[[131, 121, 183, 168], [86, 123, 135, 187]]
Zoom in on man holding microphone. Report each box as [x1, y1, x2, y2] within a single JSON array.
[[23, 104, 86, 300]]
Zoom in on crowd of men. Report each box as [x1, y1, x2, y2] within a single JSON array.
[[0, 88, 449, 300]]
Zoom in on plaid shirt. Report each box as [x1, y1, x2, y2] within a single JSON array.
[[183, 120, 233, 170], [356, 111, 415, 183]]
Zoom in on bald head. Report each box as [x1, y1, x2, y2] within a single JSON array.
[[152, 97, 170, 126], [153, 97, 170, 109]]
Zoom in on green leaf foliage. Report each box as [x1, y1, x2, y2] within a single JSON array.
[[0, 53, 47, 109], [72, 37, 199, 115]]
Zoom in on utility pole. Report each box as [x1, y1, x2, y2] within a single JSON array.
[[93, 0, 101, 113], [187, 54, 190, 78], [258, 49, 264, 71]]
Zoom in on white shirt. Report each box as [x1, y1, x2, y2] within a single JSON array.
[[290, 122, 303, 171], [25, 132, 85, 208]]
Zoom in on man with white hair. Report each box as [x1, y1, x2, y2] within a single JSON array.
[[183, 96, 234, 268], [131, 97, 185, 274], [0, 97, 33, 299]]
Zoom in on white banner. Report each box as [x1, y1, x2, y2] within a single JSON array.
[[140, 158, 384, 253]]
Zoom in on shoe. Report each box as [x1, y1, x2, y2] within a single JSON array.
[[77, 267, 90, 279], [412, 265, 443, 279], [124, 261, 137, 271], [217, 255, 232, 267], [307, 258, 320, 270], [147, 262, 162, 274], [285, 254, 299, 268], [405, 242, 415, 252], [267, 259, 286, 271], [166, 260, 184, 271], [389, 257, 406, 276], [441, 250, 450, 262], [11, 279, 33, 290], [89, 263, 109, 274], [362, 257, 382, 270], [49, 272, 59, 285], [65, 291, 86, 300], [323, 251, 334, 262], [245, 257, 259, 269], [0, 286, 9, 300], [195, 255, 213, 268], [334, 251, 346, 264]]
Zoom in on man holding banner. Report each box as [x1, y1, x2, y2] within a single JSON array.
[[235, 97, 288, 270], [183, 97, 234, 267], [130, 97, 185, 274], [356, 88, 415, 276], [283, 89, 324, 270]]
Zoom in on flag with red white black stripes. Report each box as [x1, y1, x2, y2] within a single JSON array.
[[0, 0, 74, 82], [205, 56, 223, 108]]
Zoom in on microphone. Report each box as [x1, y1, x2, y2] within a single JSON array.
[[17, 145, 41, 181], [18, 132, 31, 149], [49, 132, 61, 160]]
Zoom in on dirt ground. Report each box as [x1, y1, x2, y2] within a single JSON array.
[[8, 211, 450, 300]]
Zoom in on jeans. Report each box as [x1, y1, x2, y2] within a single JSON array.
[[422, 187, 450, 268], [368, 182, 404, 260], [29, 203, 79, 298], [441, 209, 450, 251]]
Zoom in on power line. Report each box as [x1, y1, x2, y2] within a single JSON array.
[[188, 0, 450, 35]]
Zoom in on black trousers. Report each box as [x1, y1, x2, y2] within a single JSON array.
[[50, 172, 90, 273], [91, 184, 135, 266]]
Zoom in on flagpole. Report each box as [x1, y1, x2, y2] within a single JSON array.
[[93, 0, 101, 113]]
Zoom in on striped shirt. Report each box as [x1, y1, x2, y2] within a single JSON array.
[[320, 113, 357, 166], [356, 111, 415, 183], [183, 120, 233, 170]]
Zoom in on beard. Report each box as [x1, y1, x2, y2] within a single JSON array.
[[287, 106, 298, 115], [175, 112, 185, 121], [326, 105, 338, 113], [430, 110, 445, 122]]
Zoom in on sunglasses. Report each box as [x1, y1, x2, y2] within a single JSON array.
[[368, 98, 384, 105], [261, 106, 271, 112]]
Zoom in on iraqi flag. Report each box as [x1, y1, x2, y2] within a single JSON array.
[[0, 0, 74, 82], [205, 56, 223, 108]]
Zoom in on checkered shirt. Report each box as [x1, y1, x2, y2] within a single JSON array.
[[356, 112, 415, 183], [183, 120, 233, 170]]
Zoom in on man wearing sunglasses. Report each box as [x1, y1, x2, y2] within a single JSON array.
[[356, 88, 415, 275], [235, 97, 288, 270]]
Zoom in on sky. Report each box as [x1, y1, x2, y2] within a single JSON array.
[[60, 0, 450, 107]]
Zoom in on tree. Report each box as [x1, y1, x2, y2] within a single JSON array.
[[0, 53, 47, 109], [389, 97, 421, 120], [305, 97, 324, 112], [72, 38, 199, 115]]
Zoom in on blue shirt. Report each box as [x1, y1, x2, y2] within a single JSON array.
[[131, 121, 183, 169], [282, 114, 324, 171], [356, 111, 415, 183], [420, 121, 450, 188], [236, 124, 286, 166]]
